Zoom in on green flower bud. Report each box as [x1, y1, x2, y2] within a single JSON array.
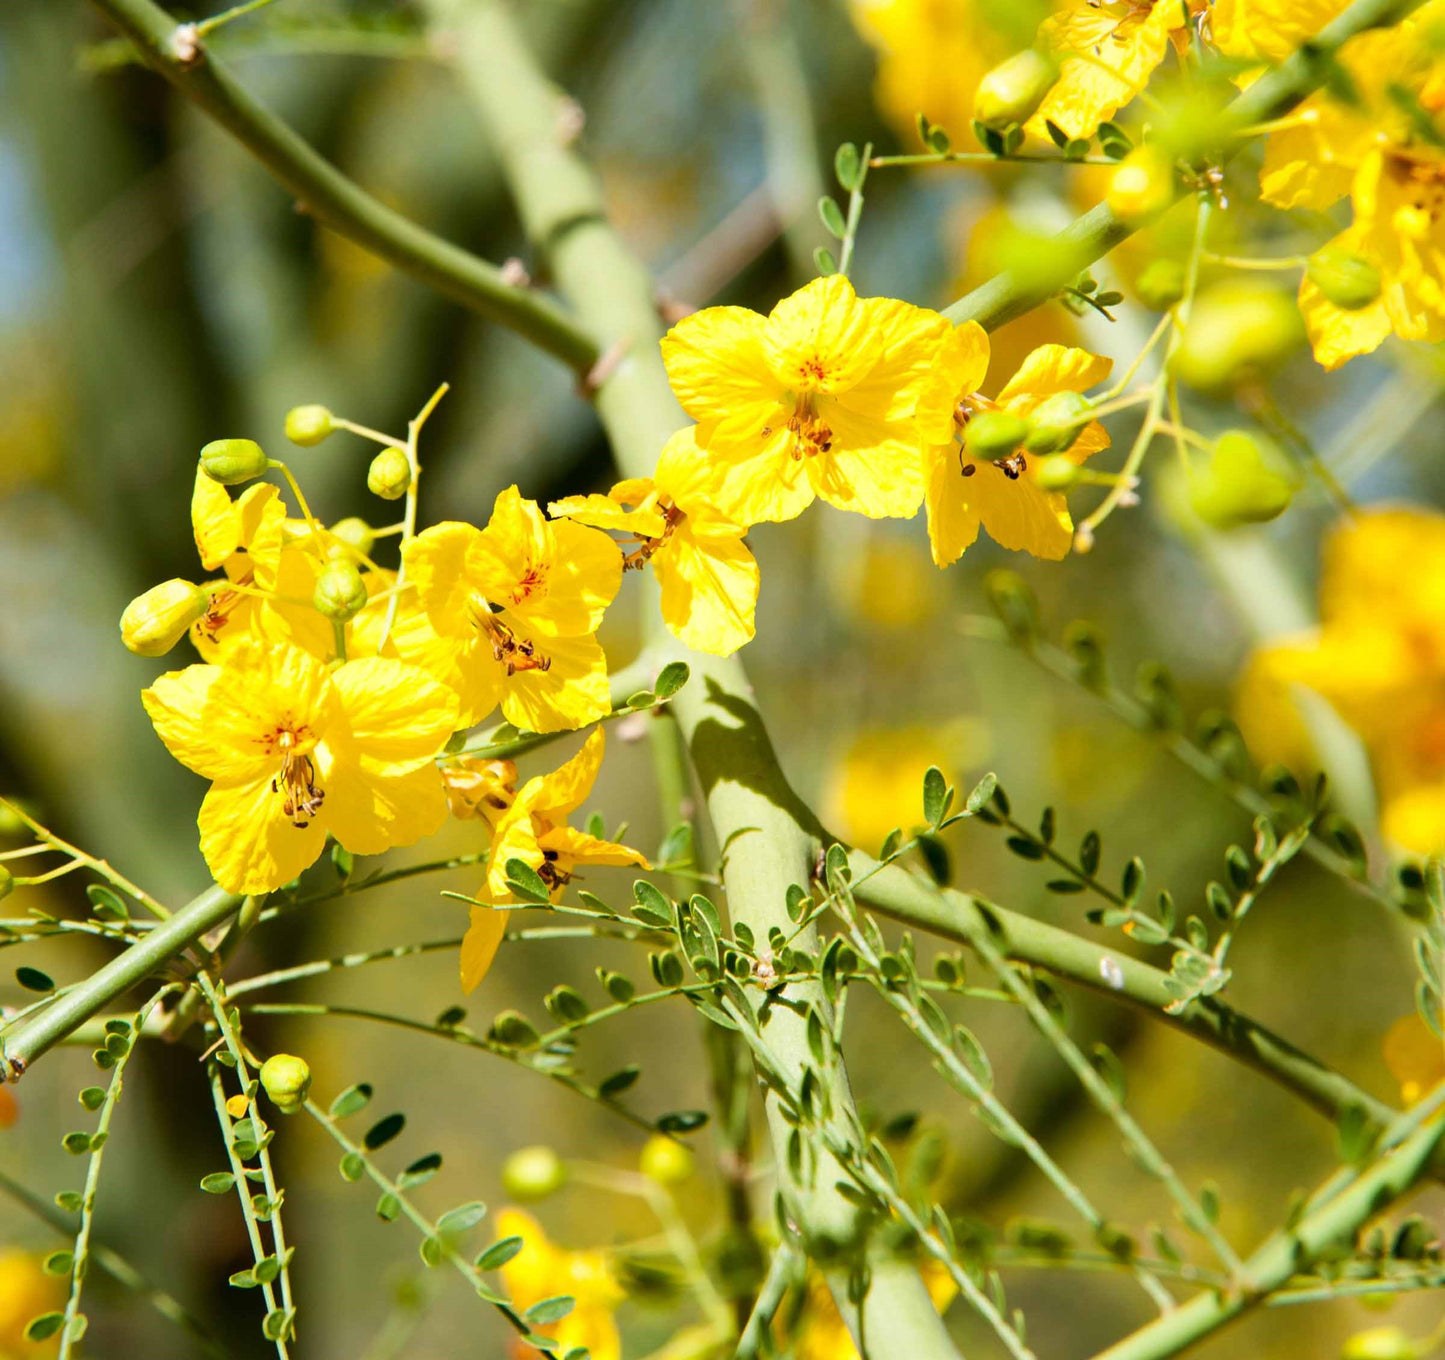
[[1023, 391, 1093, 455], [1306, 247, 1381, 311], [1342, 1326, 1418, 1360], [0, 864, 12, 901], [1033, 454, 1080, 491], [639, 1134, 695, 1186], [1136, 259, 1186, 311], [119, 580, 211, 658], [1170, 283, 1304, 393], [259, 1054, 311, 1114], [327, 517, 376, 561], [963, 410, 1027, 459], [284, 404, 335, 447], [1107, 146, 1175, 223], [199, 438, 269, 486], [1187, 430, 1298, 529], [501, 1145, 566, 1201], [973, 49, 1058, 131], [367, 449, 411, 501], [313, 562, 369, 622]]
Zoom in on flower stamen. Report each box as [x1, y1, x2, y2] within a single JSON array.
[[269, 730, 324, 827]]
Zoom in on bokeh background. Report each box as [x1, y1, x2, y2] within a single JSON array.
[[2, 1, 1443, 1356]]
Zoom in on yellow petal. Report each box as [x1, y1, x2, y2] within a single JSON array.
[[968, 463, 1074, 560], [192, 469, 242, 570], [655, 524, 759, 656], [763, 275, 881, 395], [660, 305, 787, 450], [1258, 101, 1361, 211], [389, 606, 503, 730], [459, 905, 507, 993], [707, 432, 817, 526], [1212, 0, 1350, 64], [1382, 784, 1445, 856], [500, 632, 612, 734], [495, 1208, 557, 1306], [201, 640, 340, 769], [323, 760, 450, 857], [484, 785, 548, 901], [996, 345, 1113, 408], [539, 823, 650, 870], [653, 428, 739, 523], [809, 403, 927, 518], [1321, 508, 1445, 629], [549, 491, 668, 539], [832, 296, 959, 439], [924, 451, 982, 567], [329, 657, 459, 776], [1382, 1012, 1445, 1103], [403, 520, 485, 639], [534, 728, 607, 821], [199, 775, 327, 895], [234, 483, 287, 590], [142, 664, 230, 778], [1299, 274, 1393, 371]]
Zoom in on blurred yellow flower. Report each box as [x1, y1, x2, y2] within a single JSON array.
[[1211, 0, 1349, 66], [1383, 1012, 1445, 1104], [494, 1208, 624, 1360], [399, 487, 620, 733], [0, 1087, 16, 1130], [0, 1250, 62, 1355], [829, 533, 940, 633], [1237, 508, 1445, 853], [550, 427, 760, 656], [660, 275, 959, 525], [143, 638, 457, 894], [461, 730, 647, 993], [925, 330, 1113, 563], [782, 1263, 956, 1360]]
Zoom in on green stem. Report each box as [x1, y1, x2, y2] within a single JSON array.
[[1, 882, 241, 1080], [86, 0, 598, 372], [944, 0, 1429, 332]]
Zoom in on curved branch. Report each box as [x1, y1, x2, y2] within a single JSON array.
[[88, 0, 600, 372], [945, 0, 1428, 332]]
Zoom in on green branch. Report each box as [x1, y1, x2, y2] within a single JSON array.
[[87, 0, 599, 372], [0, 882, 241, 1080], [945, 0, 1429, 331]]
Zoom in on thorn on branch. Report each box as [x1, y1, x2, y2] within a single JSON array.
[[554, 97, 586, 146], [655, 291, 696, 325], [499, 257, 532, 288], [579, 337, 630, 398], [169, 22, 203, 66]]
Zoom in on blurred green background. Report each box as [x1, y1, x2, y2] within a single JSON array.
[[1, 1, 1442, 1356]]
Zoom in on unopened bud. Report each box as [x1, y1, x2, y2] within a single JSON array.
[[501, 1145, 566, 1200], [963, 410, 1027, 459], [639, 1134, 694, 1186], [1136, 259, 1186, 311], [199, 438, 269, 486], [120, 580, 211, 658], [1033, 454, 1080, 490], [1187, 430, 1297, 529], [1171, 283, 1303, 393], [367, 449, 411, 501], [1107, 146, 1175, 224], [1342, 1326, 1418, 1360], [1023, 392, 1092, 455], [258, 1054, 312, 1114], [1306, 247, 1381, 311], [0, 865, 12, 901], [327, 517, 376, 561], [313, 562, 369, 622], [284, 404, 335, 447], [973, 49, 1058, 131]]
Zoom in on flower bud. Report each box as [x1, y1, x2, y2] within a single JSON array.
[[284, 404, 335, 447], [119, 580, 211, 658], [1033, 454, 1080, 491], [1170, 283, 1304, 393], [1136, 259, 1186, 311], [0, 864, 12, 901], [1023, 392, 1092, 454], [327, 517, 376, 561], [199, 438, 269, 486], [639, 1134, 695, 1186], [367, 449, 412, 501], [1187, 430, 1298, 529], [259, 1054, 312, 1114], [963, 410, 1027, 459], [1342, 1326, 1418, 1360], [973, 49, 1058, 131], [501, 1145, 566, 1200], [1107, 147, 1175, 224], [1306, 247, 1381, 311], [313, 561, 369, 622]]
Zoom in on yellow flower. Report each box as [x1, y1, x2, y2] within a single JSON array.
[[1027, 1, 1197, 142], [441, 757, 518, 823], [399, 487, 621, 733], [1237, 508, 1445, 853], [494, 1208, 624, 1360], [550, 427, 761, 656], [0, 1250, 63, 1354], [924, 330, 1113, 564], [143, 637, 458, 894], [781, 1263, 956, 1360], [461, 730, 647, 993], [1211, 0, 1349, 66], [659, 275, 959, 525], [1383, 1012, 1445, 1105]]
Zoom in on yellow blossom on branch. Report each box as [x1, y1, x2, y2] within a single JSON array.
[[550, 426, 761, 656], [1383, 1012, 1445, 1105], [460, 730, 646, 993], [494, 1208, 624, 1360], [143, 638, 458, 894], [399, 486, 621, 733], [659, 274, 959, 525], [782, 1262, 956, 1360], [924, 328, 1112, 564], [0, 1249, 62, 1355]]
